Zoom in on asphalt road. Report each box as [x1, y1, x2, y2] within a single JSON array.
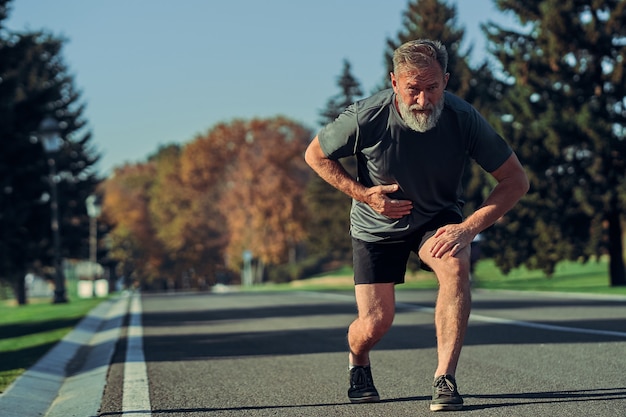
[[93, 289, 626, 417]]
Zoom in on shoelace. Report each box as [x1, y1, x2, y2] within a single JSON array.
[[434, 375, 456, 393], [352, 367, 373, 388]]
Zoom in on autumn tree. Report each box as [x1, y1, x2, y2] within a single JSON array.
[[100, 162, 167, 289], [102, 116, 312, 288], [482, 0, 626, 285], [217, 117, 312, 281], [0, 0, 100, 304]]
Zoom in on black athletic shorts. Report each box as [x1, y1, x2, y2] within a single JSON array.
[[352, 210, 463, 285]]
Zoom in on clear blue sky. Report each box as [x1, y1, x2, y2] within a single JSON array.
[[5, 0, 517, 175]]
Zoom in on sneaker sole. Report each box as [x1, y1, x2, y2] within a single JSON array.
[[349, 395, 381, 404], [430, 403, 463, 411]]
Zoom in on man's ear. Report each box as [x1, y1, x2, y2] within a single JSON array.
[[390, 72, 398, 91]]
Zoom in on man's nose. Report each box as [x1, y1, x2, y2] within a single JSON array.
[[415, 90, 427, 107]]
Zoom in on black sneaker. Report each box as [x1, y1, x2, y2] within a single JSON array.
[[348, 365, 380, 403], [430, 374, 463, 411]]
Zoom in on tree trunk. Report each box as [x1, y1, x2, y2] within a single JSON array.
[[13, 274, 27, 305], [607, 208, 626, 286]]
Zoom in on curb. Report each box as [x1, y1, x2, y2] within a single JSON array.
[[0, 293, 130, 417]]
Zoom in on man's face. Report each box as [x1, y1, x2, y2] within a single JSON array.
[[391, 63, 449, 132]]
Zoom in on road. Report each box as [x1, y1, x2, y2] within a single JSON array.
[[2, 288, 625, 416], [97, 289, 626, 416]]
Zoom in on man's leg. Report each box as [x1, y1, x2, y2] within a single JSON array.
[[419, 239, 470, 411], [346, 283, 395, 403], [418, 240, 471, 376], [348, 283, 396, 366]]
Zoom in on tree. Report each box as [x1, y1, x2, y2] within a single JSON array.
[[381, 0, 504, 212], [305, 60, 364, 266], [318, 59, 364, 125], [101, 117, 312, 288], [482, 0, 626, 285], [379, 0, 506, 271], [100, 162, 166, 289], [0, 0, 100, 304], [217, 117, 311, 280], [150, 143, 227, 288], [380, 0, 476, 97]]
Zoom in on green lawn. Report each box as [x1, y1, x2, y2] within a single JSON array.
[[261, 257, 626, 296], [0, 296, 103, 392], [471, 258, 626, 295]]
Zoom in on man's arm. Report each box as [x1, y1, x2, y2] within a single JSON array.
[[304, 136, 413, 219], [430, 152, 530, 258]]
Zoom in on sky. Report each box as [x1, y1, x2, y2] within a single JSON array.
[[5, 0, 518, 175]]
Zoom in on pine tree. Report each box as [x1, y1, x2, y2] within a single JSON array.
[[318, 59, 364, 125], [380, 0, 475, 97], [483, 0, 626, 285], [379, 0, 508, 271], [0, 1, 100, 304], [305, 60, 364, 267]]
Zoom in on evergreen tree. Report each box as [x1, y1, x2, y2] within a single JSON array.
[[483, 0, 626, 285], [0, 0, 100, 304], [380, 0, 508, 271], [380, 0, 475, 98], [318, 59, 364, 125], [305, 60, 363, 266]]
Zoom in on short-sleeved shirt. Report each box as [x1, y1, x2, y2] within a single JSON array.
[[317, 89, 512, 242]]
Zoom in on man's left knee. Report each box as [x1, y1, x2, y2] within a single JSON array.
[[422, 247, 471, 282]]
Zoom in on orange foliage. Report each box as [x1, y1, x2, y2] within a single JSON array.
[[216, 117, 311, 267], [99, 162, 167, 282], [101, 116, 312, 286]]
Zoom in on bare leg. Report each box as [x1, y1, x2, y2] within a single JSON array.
[[348, 283, 396, 366], [419, 241, 471, 377]]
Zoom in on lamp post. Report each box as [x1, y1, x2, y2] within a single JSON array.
[[39, 116, 67, 304], [85, 195, 101, 297], [242, 249, 253, 286]]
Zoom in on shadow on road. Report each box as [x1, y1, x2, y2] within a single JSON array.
[[130, 293, 626, 364], [463, 387, 626, 411], [98, 388, 626, 415], [99, 395, 431, 415]]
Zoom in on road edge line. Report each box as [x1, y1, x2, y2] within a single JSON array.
[[122, 292, 152, 416]]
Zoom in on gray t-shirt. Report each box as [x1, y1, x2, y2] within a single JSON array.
[[317, 89, 512, 242]]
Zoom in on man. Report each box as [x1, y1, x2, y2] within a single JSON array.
[[304, 39, 529, 412]]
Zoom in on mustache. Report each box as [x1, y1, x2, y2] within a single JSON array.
[[409, 104, 434, 111]]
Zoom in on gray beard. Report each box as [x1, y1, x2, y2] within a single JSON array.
[[398, 96, 444, 132]]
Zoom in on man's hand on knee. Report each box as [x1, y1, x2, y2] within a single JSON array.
[[428, 223, 475, 259]]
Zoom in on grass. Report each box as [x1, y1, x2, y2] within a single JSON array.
[[254, 257, 626, 296], [0, 296, 104, 393], [471, 258, 626, 295]]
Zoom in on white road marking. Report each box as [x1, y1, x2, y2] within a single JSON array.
[[467, 310, 626, 338], [122, 293, 152, 416], [297, 291, 626, 339], [396, 301, 626, 338]]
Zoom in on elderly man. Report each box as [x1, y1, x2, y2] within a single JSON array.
[[305, 39, 528, 411]]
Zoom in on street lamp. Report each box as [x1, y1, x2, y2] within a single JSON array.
[[39, 116, 67, 303], [85, 194, 101, 297]]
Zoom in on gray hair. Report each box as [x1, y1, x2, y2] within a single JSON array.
[[393, 39, 448, 75]]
